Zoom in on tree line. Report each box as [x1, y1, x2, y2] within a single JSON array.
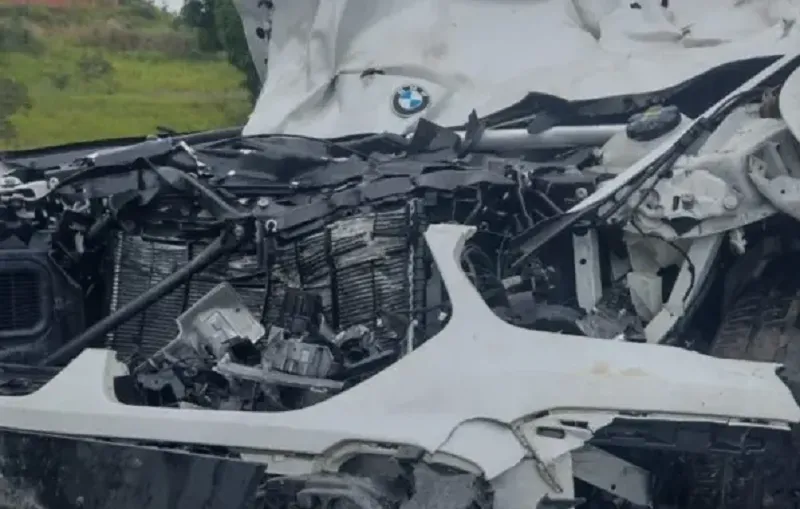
[[180, 0, 261, 101]]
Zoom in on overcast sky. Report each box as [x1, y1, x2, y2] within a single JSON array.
[[153, 0, 184, 14]]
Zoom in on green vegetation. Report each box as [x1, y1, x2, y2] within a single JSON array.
[[0, 1, 254, 150], [180, 0, 262, 99]]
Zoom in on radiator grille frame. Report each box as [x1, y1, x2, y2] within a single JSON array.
[[106, 205, 428, 362], [0, 259, 51, 340]]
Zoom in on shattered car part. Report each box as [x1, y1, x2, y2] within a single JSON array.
[[137, 281, 265, 371], [261, 338, 338, 380]]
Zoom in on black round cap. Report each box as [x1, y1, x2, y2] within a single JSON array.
[[626, 105, 682, 142]]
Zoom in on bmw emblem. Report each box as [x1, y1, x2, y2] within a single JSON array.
[[391, 84, 430, 117]]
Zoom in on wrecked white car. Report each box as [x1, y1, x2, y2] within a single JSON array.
[[3, 1, 800, 508]]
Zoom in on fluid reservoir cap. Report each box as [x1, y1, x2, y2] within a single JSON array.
[[626, 105, 682, 142]]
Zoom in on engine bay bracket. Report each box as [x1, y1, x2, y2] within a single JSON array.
[[572, 228, 603, 312]]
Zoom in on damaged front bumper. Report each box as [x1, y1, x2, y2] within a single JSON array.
[[0, 225, 796, 509]]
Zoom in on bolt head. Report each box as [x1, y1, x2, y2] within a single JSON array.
[[723, 194, 739, 210]]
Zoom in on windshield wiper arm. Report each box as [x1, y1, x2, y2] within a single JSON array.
[[508, 51, 800, 270]]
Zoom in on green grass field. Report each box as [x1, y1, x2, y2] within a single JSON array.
[[0, 4, 252, 150]]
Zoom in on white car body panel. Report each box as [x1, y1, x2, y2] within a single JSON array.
[[0, 225, 796, 477], [782, 51, 800, 141], [240, 0, 800, 138]]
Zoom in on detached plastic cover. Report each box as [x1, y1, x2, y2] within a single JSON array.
[[140, 282, 265, 369]]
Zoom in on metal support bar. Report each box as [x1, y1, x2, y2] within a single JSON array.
[[466, 125, 624, 151]]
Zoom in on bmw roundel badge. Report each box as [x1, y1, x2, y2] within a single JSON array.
[[391, 84, 430, 117]]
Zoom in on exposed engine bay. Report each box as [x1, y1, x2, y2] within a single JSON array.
[[0, 108, 697, 403], [5, 52, 800, 509]]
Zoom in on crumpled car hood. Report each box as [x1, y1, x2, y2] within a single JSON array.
[[237, 0, 800, 138]]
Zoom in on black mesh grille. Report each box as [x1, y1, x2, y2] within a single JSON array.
[[0, 270, 42, 332], [106, 236, 268, 362], [107, 207, 419, 362]]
